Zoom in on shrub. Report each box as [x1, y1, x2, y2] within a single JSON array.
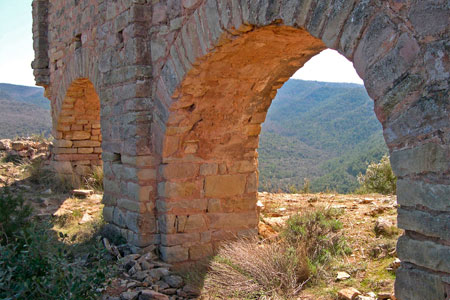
[[205, 238, 310, 299], [204, 207, 350, 298], [357, 155, 396, 195], [282, 207, 350, 271], [0, 191, 115, 299], [84, 165, 104, 192], [0, 189, 32, 244]]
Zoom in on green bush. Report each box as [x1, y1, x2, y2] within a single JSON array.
[[282, 207, 351, 271], [0, 190, 115, 299], [357, 155, 397, 195], [0, 189, 32, 244]]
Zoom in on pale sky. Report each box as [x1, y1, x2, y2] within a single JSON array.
[[0, 0, 363, 87]]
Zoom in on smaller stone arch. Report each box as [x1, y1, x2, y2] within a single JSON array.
[[51, 78, 102, 178]]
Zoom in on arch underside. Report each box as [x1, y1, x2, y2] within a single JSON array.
[[158, 26, 326, 262]]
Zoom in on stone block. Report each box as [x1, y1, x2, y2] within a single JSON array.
[[117, 198, 142, 213], [161, 233, 200, 246], [72, 131, 91, 140], [78, 147, 94, 154], [208, 211, 258, 229], [52, 161, 73, 174], [55, 139, 73, 148], [397, 235, 450, 273], [395, 265, 448, 300], [113, 208, 127, 228], [161, 163, 199, 179], [397, 208, 450, 241], [204, 174, 247, 198], [73, 140, 101, 147], [183, 214, 207, 232], [137, 168, 157, 181], [189, 243, 213, 260], [103, 206, 114, 222], [397, 179, 450, 212], [158, 181, 202, 199], [391, 143, 449, 177], [200, 163, 218, 176], [160, 245, 189, 263], [156, 198, 207, 213]]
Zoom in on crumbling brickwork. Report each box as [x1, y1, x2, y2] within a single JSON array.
[[33, 1, 449, 298]]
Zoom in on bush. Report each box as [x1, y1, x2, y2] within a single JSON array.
[[0, 191, 115, 299], [357, 155, 396, 195], [204, 207, 350, 298], [205, 238, 310, 299], [0, 189, 32, 244], [282, 207, 350, 272]]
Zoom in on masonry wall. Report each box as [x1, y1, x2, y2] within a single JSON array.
[[33, 1, 449, 298]]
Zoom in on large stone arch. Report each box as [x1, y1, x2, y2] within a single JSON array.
[[150, 1, 449, 299], [32, 0, 449, 298]]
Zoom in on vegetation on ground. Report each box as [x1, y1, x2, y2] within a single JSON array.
[[203, 207, 350, 299], [357, 155, 396, 195], [0, 189, 116, 300]]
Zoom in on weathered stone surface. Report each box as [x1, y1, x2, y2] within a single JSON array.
[[396, 179, 450, 212], [159, 245, 188, 263], [397, 208, 450, 241], [204, 174, 247, 198], [395, 265, 449, 300], [391, 143, 449, 177], [397, 235, 450, 273]]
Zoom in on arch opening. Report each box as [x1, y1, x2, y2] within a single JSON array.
[[51, 78, 102, 179], [158, 26, 330, 262]]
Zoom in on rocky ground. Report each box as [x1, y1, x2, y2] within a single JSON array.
[[0, 140, 400, 300]]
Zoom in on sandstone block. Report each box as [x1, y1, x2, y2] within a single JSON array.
[[395, 265, 448, 300], [161, 163, 199, 179], [161, 232, 200, 246], [137, 168, 157, 181], [160, 245, 188, 263], [208, 211, 258, 229], [78, 147, 94, 154], [156, 198, 207, 213], [158, 181, 202, 199], [55, 139, 73, 148], [204, 174, 247, 198], [200, 163, 218, 176], [117, 198, 142, 213], [52, 161, 73, 174], [189, 243, 213, 260], [73, 140, 101, 147], [397, 235, 450, 273], [397, 179, 450, 212], [391, 143, 449, 177], [72, 131, 91, 140], [398, 208, 450, 241]]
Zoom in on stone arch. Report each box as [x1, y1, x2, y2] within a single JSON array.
[[151, 1, 449, 298], [51, 78, 102, 177]]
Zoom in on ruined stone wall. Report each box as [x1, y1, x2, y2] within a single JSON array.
[[33, 0, 449, 298]]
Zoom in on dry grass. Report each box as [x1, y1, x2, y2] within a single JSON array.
[[203, 207, 349, 299], [205, 238, 310, 299]]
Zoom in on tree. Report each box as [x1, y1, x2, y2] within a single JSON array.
[[357, 155, 396, 195]]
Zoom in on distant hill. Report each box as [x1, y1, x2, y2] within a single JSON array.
[[0, 81, 387, 193], [0, 83, 51, 138], [259, 79, 388, 194]]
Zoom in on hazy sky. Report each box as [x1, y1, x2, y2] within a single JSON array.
[[0, 0, 363, 87]]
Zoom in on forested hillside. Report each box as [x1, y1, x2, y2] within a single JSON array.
[[0, 83, 51, 138], [259, 79, 388, 193], [0, 81, 387, 193]]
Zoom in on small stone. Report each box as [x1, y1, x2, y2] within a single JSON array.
[[42, 188, 52, 195], [336, 271, 351, 281], [374, 217, 393, 237], [160, 288, 177, 295], [72, 189, 94, 198], [182, 284, 200, 297], [139, 290, 169, 300], [338, 287, 361, 300], [162, 275, 183, 288], [79, 213, 93, 224], [155, 280, 170, 290], [377, 292, 392, 300], [149, 268, 170, 281], [120, 291, 139, 300], [356, 296, 375, 300], [141, 260, 154, 270], [389, 258, 401, 271]]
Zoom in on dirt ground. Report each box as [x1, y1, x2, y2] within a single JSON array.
[[1, 154, 399, 300]]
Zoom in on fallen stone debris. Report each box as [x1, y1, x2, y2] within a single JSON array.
[[102, 238, 200, 300]]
